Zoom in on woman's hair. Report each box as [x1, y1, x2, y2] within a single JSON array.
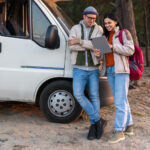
[[103, 13, 122, 38]]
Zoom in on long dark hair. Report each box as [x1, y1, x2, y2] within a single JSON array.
[[103, 13, 122, 38]]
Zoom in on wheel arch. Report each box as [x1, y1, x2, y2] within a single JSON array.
[[35, 77, 73, 106]]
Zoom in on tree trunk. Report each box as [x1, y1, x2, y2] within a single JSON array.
[[116, 0, 139, 45], [116, 0, 139, 86], [143, 0, 149, 67]]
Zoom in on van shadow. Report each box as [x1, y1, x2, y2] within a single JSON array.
[[0, 101, 46, 122]]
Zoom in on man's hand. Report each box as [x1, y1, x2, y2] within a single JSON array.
[[93, 49, 101, 57], [68, 36, 80, 46]]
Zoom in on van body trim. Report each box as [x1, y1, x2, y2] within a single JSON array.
[[21, 66, 64, 70]]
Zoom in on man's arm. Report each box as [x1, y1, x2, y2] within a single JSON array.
[[80, 26, 103, 49], [69, 25, 103, 51], [68, 25, 86, 51]]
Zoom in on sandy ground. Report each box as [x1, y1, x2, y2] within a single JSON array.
[[0, 67, 150, 150]]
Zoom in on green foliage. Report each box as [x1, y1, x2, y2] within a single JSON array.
[[133, 0, 150, 46], [57, 0, 150, 47], [57, 0, 116, 25]]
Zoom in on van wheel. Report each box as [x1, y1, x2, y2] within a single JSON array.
[[40, 80, 82, 123]]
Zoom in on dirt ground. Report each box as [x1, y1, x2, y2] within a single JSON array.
[[0, 67, 150, 150]]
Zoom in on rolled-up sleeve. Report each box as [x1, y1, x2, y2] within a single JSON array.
[[68, 25, 86, 52]]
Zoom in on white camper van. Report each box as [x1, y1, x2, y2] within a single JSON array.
[[0, 0, 83, 123], [0, 0, 113, 123]]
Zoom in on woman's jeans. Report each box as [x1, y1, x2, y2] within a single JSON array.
[[107, 66, 133, 131], [73, 68, 100, 125]]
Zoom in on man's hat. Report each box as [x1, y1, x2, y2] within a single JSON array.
[[82, 6, 98, 15]]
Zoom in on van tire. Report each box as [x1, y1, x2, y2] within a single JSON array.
[[40, 80, 82, 123]]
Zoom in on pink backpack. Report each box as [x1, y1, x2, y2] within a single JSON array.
[[118, 29, 143, 80]]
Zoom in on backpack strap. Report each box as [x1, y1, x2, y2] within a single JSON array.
[[118, 29, 135, 61], [118, 29, 125, 45]]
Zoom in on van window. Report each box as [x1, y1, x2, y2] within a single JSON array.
[[42, 0, 74, 30], [32, 1, 51, 47], [0, 0, 29, 37]]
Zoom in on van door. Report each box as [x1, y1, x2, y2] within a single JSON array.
[[0, 0, 66, 101]]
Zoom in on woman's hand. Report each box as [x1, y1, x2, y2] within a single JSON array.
[[93, 49, 101, 57], [108, 44, 113, 49], [68, 36, 80, 46]]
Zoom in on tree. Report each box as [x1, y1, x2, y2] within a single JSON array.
[[116, 0, 143, 86], [57, 0, 115, 24], [116, 0, 139, 45], [143, 0, 149, 66]]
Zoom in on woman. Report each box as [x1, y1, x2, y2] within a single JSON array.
[[103, 13, 134, 143]]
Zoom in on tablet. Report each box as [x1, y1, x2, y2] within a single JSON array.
[[91, 36, 112, 54]]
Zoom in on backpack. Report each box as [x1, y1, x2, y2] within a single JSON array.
[[118, 29, 143, 81]]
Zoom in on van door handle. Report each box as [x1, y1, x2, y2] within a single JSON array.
[[0, 43, 1, 53]]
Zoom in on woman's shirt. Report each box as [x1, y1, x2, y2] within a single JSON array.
[[105, 30, 115, 67]]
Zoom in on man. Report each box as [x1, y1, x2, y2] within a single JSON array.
[[68, 6, 107, 140]]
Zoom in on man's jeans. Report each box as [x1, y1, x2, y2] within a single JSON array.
[[73, 68, 100, 125], [107, 66, 133, 131]]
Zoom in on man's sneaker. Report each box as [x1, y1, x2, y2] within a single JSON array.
[[108, 131, 125, 144], [87, 124, 96, 140], [124, 125, 134, 135], [95, 118, 107, 139]]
